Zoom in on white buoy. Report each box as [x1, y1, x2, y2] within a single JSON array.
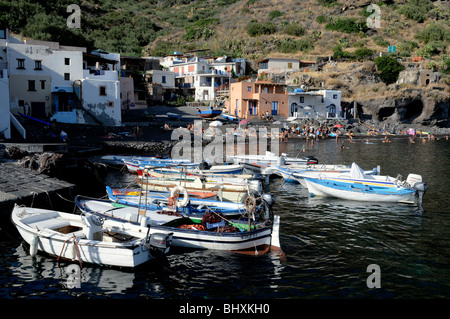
[[30, 235, 39, 257]]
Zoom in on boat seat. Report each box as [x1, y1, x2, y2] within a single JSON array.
[[29, 218, 70, 231]]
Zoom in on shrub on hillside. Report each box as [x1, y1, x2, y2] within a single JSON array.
[[325, 18, 368, 34], [269, 10, 284, 20], [415, 22, 450, 44], [283, 22, 306, 37], [354, 47, 375, 61], [398, 0, 434, 23], [246, 21, 276, 37], [374, 55, 405, 85]]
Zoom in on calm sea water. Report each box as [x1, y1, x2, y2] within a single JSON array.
[[1, 135, 450, 302]]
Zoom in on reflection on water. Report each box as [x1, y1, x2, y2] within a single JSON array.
[[1, 137, 450, 299]]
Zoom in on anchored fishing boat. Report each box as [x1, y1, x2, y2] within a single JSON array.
[[123, 158, 198, 174], [136, 167, 261, 203], [76, 190, 282, 255], [11, 204, 173, 268], [303, 163, 427, 204], [197, 107, 222, 119], [105, 186, 248, 216], [264, 163, 379, 185], [227, 151, 318, 166]]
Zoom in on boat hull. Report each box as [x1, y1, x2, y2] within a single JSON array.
[[11, 206, 163, 268], [303, 178, 416, 203]]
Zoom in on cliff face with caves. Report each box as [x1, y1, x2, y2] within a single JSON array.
[[285, 61, 450, 128]]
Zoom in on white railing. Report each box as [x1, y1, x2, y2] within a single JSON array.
[[10, 112, 26, 139]]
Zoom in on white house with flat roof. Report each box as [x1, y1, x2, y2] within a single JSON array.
[[0, 28, 10, 138], [288, 89, 343, 120], [6, 40, 85, 119], [164, 54, 246, 103]]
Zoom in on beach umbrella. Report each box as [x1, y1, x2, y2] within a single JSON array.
[[239, 119, 249, 125], [333, 124, 344, 128]]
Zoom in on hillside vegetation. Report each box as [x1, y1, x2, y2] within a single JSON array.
[[0, 0, 449, 71]]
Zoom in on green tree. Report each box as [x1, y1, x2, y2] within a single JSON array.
[[374, 55, 405, 84], [354, 47, 375, 61]]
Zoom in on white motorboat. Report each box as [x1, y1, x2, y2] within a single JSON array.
[[302, 163, 427, 204], [227, 151, 318, 166], [11, 204, 173, 268], [264, 163, 379, 185]]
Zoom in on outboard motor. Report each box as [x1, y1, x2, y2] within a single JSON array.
[[261, 193, 275, 220], [406, 174, 428, 207], [305, 156, 319, 164], [147, 232, 173, 256], [199, 160, 210, 170], [248, 180, 262, 195]]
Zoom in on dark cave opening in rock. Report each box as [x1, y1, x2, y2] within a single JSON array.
[[404, 100, 423, 123], [378, 107, 396, 121]]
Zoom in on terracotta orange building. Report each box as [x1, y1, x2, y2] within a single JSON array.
[[227, 81, 289, 120]]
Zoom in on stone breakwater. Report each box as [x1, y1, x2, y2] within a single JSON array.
[[101, 140, 177, 155], [0, 162, 75, 219]]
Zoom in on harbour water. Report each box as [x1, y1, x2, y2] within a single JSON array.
[[1, 135, 450, 302]]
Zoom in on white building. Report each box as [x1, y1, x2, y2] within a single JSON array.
[[6, 40, 85, 119], [51, 51, 122, 126], [0, 67, 10, 139], [258, 57, 316, 76], [164, 53, 246, 103], [0, 28, 10, 138], [288, 89, 343, 119]]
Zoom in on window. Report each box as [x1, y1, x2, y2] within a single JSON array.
[[0, 29, 5, 39], [17, 59, 25, 69], [300, 97, 304, 103], [162, 76, 166, 83], [108, 101, 114, 108], [287, 63, 292, 69], [40, 80, 46, 90], [247, 86, 251, 92], [99, 86, 107, 96], [34, 60, 42, 70], [333, 94, 338, 99], [259, 62, 268, 69], [263, 87, 268, 94], [28, 80, 36, 91], [255, 86, 259, 93], [64, 73, 70, 81], [65, 58, 70, 65]]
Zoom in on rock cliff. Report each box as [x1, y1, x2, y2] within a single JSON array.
[[286, 61, 450, 128]]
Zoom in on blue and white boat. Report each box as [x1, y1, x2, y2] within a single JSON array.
[[106, 186, 247, 216], [197, 107, 222, 119], [75, 193, 283, 255], [264, 163, 379, 185], [167, 112, 182, 120], [123, 158, 198, 173], [222, 113, 239, 122], [302, 163, 427, 204]]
